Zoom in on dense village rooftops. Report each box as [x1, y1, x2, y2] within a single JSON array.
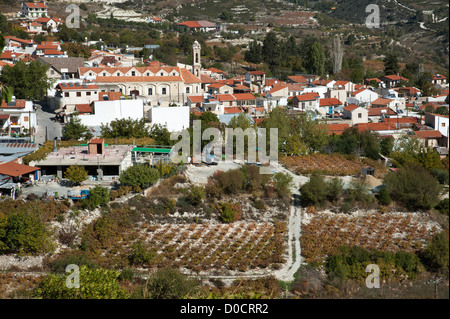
[[312, 79, 332, 86], [95, 75, 183, 83]]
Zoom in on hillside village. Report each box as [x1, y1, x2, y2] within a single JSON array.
[[0, 1, 448, 301]]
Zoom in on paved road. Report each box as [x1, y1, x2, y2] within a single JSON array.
[[35, 104, 62, 145]]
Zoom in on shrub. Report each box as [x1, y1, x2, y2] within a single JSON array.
[[430, 168, 449, 185], [119, 164, 160, 189], [128, 241, 155, 265], [384, 165, 442, 210], [300, 173, 328, 207], [424, 231, 449, 273], [0, 211, 55, 255], [218, 202, 241, 223], [326, 177, 344, 203], [272, 172, 293, 198], [82, 186, 110, 211], [186, 186, 206, 205], [253, 199, 266, 210], [214, 169, 244, 195], [435, 199, 449, 216], [35, 265, 128, 299], [376, 186, 392, 206], [45, 252, 97, 273], [144, 267, 201, 299]]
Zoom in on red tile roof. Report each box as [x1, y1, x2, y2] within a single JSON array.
[[414, 130, 443, 139], [288, 75, 308, 83], [0, 162, 40, 177], [319, 98, 342, 106], [324, 123, 350, 135], [294, 92, 319, 101], [24, 2, 47, 8], [343, 104, 360, 112], [233, 93, 256, 101], [188, 96, 205, 103], [75, 104, 92, 113], [368, 107, 397, 116], [89, 138, 104, 144], [178, 21, 202, 28], [356, 122, 397, 132], [1, 100, 26, 109], [383, 117, 418, 124], [372, 98, 393, 106], [224, 107, 243, 114], [382, 75, 409, 81]]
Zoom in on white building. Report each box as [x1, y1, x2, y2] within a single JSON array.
[[425, 113, 449, 139], [0, 99, 37, 135], [348, 88, 379, 105], [149, 106, 190, 132], [22, 2, 48, 18], [77, 99, 144, 127]]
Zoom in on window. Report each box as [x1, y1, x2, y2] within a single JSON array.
[[131, 71, 135, 76], [358, 113, 362, 118], [162, 87, 167, 95], [148, 88, 153, 95], [196, 86, 198, 93], [50, 70, 54, 75], [76, 92, 81, 97], [64, 92, 69, 97], [103, 73, 107, 76], [24, 116, 29, 122], [86, 92, 91, 96], [442, 123, 446, 127], [160, 73, 164, 76], [186, 87, 190, 94]]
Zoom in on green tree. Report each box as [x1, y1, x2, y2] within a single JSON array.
[[272, 172, 294, 198], [384, 53, 400, 75], [262, 31, 281, 69], [101, 118, 150, 139], [119, 165, 160, 188], [186, 186, 206, 205], [63, 116, 92, 140], [0, 60, 52, 100], [424, 231, 449, 273], [376, 186, 392, 206], [300, 173, 328, 206], [83, 186, 110, 210], [245, 39, 263, 64], [35, 265, 129, 299], [383, 165, 442, 210], [64, 165, 88, 186], [306, 41, 325, 76], [0, 211, 54, 255], [380, 136, 394, 157]]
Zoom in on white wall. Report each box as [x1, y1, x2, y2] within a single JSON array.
[[303, 86, 328, 98], [150, 106, 190, 132], [78, 99, 144, 127]]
